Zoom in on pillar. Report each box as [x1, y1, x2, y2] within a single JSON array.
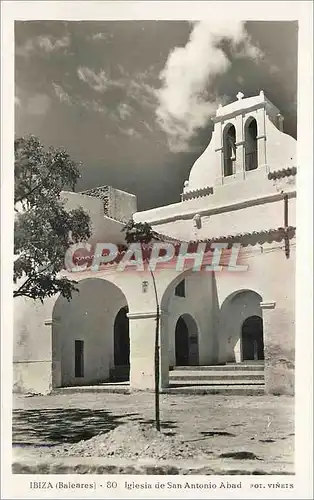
[[260, 301, 295, 395], [128, 310, 169, 390], [235, 113, 245, 178], [256, 107, 267, 168], [51, 317, 61, 388]]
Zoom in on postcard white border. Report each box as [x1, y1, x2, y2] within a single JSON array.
[[1, 1, 313, 498]]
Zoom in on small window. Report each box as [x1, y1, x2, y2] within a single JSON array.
[[245, 118, 258, 171], [175, 280, 185, 298], [75, 340, 84, 377]]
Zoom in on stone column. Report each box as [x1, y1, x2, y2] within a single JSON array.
[[235, 113, 245, 178], [128, 310, 169, 390]]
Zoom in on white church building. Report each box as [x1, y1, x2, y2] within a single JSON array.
[[13, 91, 297, 396]]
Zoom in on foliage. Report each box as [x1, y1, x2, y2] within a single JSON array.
[[122, 219, 154, 245], [14, 135, 91, 301]]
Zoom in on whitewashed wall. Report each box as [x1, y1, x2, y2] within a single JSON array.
[[53, 278, 127, 387]]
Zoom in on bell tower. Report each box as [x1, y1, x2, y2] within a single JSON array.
[[213, 90, 271, 184], [184, 91, 296, 196]]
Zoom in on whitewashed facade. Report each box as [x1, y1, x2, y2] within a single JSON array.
[[13, 92, 296, 395]]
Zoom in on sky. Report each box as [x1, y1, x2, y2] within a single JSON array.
[[15, 20, 298, 211]]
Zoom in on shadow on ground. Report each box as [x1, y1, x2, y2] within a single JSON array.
[[13, 409, 138, 446], [13, 409, 179, 447], [128, 417, 178, 431]]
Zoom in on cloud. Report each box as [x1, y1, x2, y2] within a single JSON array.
[[116, 103, 133, 120], [127, 79, 157, 109], [90, 32, 112, 41], [77, 64, 157, 117], [82, 100, 107, 114], [156, 21, 263, 152], [232, 40, 263, 60], [16, 35, 70, 57], [52, 82, 108, 115], [141, 120, 154, 133], [77, 66, 118, 92], [118, 127, 142, 139], [37, 35, 70, 52], [52, 83, 72, 104]]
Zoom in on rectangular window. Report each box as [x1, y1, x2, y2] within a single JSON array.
[[175, 280, 185, 298], [75, 340, 84, 378]]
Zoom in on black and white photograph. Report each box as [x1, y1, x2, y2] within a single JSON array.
[[1, 1, 313, 498]]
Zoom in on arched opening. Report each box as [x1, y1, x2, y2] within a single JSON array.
[[52, 278, 128, 387], [241, 315, 264, 361], [175, 314, 199, 366], [245, 118, 258, 171], [218, 289, 263, 364], [112, 306, 130, 381], [223, 124, 236, 177]]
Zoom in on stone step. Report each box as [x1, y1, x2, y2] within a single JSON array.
[[54, 383, 130, 395], [169, 371, 264, 381], [162, 385, 265, 396], [54, 378, 265, 395], [172, 364, 264, 372], [169, 379, 264, 386]]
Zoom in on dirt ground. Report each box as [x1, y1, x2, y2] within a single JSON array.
[[12, 392, 294, 474]]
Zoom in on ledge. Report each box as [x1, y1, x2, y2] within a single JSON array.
[[127, 311, 168, 320], [13, 359, 52, 364], [44, 317, 60, 326], [148, 190, 296, 226], [212, 101, 268, 123], [260, 301, 276, 309]]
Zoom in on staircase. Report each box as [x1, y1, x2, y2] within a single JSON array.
[[53, 363, 265, 396], [164, 363, 265, 395]]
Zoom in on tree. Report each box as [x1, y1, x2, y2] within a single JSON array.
[[14, 135, 91, 302], [122, 219, 161, 431]]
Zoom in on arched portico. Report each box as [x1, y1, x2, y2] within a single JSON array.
[[160, 268, 215, 371], [218, 289, 263, 363], [52, 278, 128, 387], [15, 264, 218, 394]]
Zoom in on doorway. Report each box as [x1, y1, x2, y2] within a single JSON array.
[[113, 306, 130, 380], [175, 314, 199, 366], [241, 315, 264, 361]]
